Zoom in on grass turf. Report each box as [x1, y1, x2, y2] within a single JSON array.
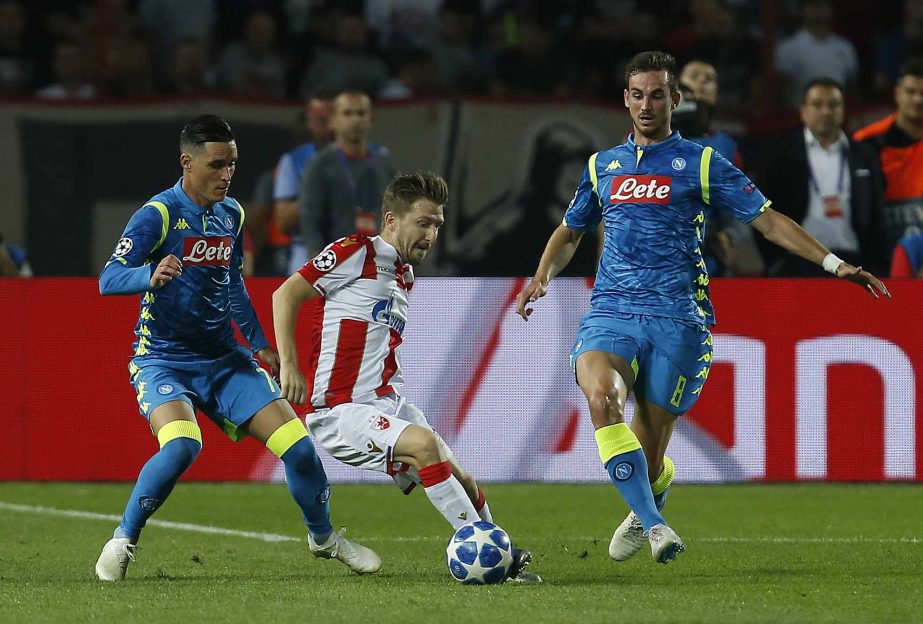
[[0, 482, 920, 623]]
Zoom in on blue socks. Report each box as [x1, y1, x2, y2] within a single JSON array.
[[281, 436, 333, 542], [596, 423, 665, 531], [116, 435, 201, 542]]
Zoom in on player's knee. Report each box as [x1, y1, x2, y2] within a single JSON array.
[[157, 421, 202, 469], [280, 436, 322, 473], [402, 426, 442, 468], [647, 456, 664, 483], [584, 387, 624, 422]]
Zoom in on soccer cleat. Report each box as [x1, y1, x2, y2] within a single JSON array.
[[506, 547, 542, 584], [308, 527, 381, 574], [609, 511, 646, 561], [95, 537, 138, 581], [647, 523, 685, 564]]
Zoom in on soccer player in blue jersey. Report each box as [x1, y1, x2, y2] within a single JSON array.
[[94, 115, 380, 580], [515, 51, 890, 565]]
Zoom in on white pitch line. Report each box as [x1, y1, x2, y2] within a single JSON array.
[[0, 501, 919, 545]]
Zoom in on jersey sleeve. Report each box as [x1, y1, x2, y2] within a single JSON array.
[[273, 152, 299, 200], [562, 156, 602, 232], [297, 236, 370, 296], [704, 148, 770, 224], [228, 200, 269, 352], [98, 203, 166, 295]]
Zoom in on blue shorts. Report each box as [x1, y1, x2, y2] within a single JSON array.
[[570, 309, 712, 416], [129, 345, 281, 441]]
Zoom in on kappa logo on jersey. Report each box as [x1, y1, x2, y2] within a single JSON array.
[[182, 236, 233, 265], [312, 249, 338, 271], [114, 237, 133, 256], [606, 160, 622, 171], [372, 416, 391, 431], [610, 175, 672, 204], [173, 218, 190, 230]]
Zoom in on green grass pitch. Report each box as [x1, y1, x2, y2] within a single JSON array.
[[1, 482, 920, 623]]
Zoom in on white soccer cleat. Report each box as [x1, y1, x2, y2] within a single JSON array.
[[609, 511, 647, 561], [308, 527, 381, 574], [95, 537, 138, 581], [647, 523, 685, 564]]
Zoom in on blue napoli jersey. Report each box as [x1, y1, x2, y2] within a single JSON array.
[[563, 132, 771, 325], [99, 179, 268, 359]]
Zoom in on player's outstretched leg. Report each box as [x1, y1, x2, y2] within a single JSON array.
[[609, 456, 675, 561], [266, 417, 381, 574], [96, 419, 202, 580]]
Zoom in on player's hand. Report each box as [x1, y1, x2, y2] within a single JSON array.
[[279, 362, 307, 405], [835, 262, 891, 299], [515, 279, 548, 321], [150, 254, 182, 289], [256, 347, 281, 377]]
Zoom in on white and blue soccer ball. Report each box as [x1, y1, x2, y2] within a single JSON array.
[[445, 520, 513, 584]]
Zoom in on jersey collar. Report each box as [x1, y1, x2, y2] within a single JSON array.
[[626, 130, 682, 151], [173, 178, 217, 213]]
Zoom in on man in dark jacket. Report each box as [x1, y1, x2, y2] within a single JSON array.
[[757, 77, 885, 275]]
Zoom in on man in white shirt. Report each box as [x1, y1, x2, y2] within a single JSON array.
[[757, 78, 885, 275]]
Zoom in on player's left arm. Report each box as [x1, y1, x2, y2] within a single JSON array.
[[271, 272, 321, 404], [227, 201, 273, 364], [707, 149, 890, 298]]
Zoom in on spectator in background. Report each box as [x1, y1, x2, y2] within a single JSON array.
[[854, 58, 923, 261], [299, 13, 391, 97], [492, 20, 571, 97], [873, 0, 923, 96], [217, 10, 286, 99], [163, 38, 216, 96], [418, 0, 489, 94], [663, 0, 758, 111], [365, 0, 441, 51], [676, 60, 759, 276], [0, 0, 34, 94], [890, 230, 923, 277], [299, 90, 397, 258], [36, 40, 96, 99], [271, 97, 334, 274], [138, 0, 215, 71], [758, 78, 884, 276], [775, 0, 858, 109], [378, 48, 439, 100]]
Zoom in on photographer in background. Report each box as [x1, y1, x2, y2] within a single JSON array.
[[674, 60, 758, 276]]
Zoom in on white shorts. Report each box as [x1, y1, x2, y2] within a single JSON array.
[[306, 395, 454, 494]]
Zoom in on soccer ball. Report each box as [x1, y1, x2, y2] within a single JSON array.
[[445, 520, 513, 584]]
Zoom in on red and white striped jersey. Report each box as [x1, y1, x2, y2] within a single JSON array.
[[297, 234, 413, 410]]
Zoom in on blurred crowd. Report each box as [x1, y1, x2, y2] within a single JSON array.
[[0, 0, 913, 112]]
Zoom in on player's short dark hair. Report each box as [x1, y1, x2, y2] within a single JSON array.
[[180, 114, 235, 153], [624, 50, 678, 93], [802, 76, 844, 102], [382, 171, 448, 218], [899, 57, 923, 80]]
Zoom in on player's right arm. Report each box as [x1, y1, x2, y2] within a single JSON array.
[[272, 273, 320, 404], [98, 204, 182, 295], [516, 159, 600, 321]]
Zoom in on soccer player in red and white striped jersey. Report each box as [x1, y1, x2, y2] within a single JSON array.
[[272, 171, 539, 582]]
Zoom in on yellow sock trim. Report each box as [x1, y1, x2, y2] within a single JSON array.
[[594, 423, 642, 465], [157, 420, 202, 448], [266, 418, 309, 458], [652, 455, 675, 495]]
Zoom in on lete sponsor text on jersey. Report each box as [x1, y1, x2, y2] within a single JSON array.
[[610, 175, 672, 203], [182, 236, 233, 265]]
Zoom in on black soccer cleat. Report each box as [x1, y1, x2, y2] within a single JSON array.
[[506, 548, 542, 584]]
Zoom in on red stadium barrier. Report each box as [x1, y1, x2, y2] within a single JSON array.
[[1, 278, 920, 482]]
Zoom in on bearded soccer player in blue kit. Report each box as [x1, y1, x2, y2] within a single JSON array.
[[94, 115, 380, 580], [515, 51, 890, 565]]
